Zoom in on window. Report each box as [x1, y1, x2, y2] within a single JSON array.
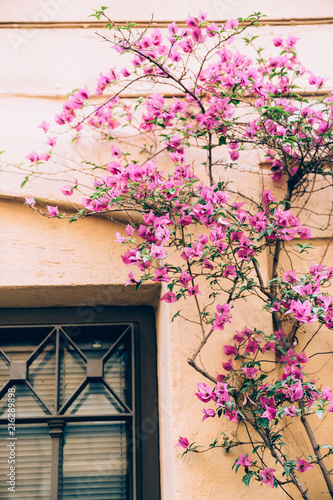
[[0, 307, 160, 500]]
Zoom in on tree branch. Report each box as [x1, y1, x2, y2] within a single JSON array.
[[299, 401, 333, 498]]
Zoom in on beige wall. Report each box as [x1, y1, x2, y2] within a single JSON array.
[[1, 2, 333, 499]]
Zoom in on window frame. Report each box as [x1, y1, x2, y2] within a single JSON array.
[[0, 306, 160, 500]]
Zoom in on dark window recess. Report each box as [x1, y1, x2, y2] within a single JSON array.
[[0, 307, 160, 500]]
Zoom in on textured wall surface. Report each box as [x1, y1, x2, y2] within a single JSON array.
[[1, 2, 333, 499]]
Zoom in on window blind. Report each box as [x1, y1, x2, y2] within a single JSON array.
[[61, 422, 128, 500], [0, 424, 52, 499]]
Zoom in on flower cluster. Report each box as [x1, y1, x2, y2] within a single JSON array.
[[270, 264, 333, 328], [187, 324, 332, 488], [21, 10, 333, 498]]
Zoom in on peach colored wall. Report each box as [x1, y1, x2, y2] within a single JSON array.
[[1, 2, 333, 499]]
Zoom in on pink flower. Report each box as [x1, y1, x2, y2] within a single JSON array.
[[272, 37, 283, 47], [216, 373, 226, 383], [125, 271, 140, 286], [289, 380, 303, 401], [195, 382, 214, 403], [150, 243, 166, 259], [151, 28, 162, 46], [244, 339, 259, 355], [229, 150, 239, 161], [213, 311, 232, 330], [241, 366, 258, 379], [60, 185, 74, 196], [170, 50, 181, 63], [262, 189, 276, 205], [322, 386, 333, 401], [47, 205, 59, 217], [198, 10, 208, 22], [310, 262, 326, 276], [296, 351, 309, 364], [185, 15, 199, 28], [201, 408, 215, 421], [179, 39, 194, 53], [26, 151, 39, 162], [111, 145, 121, 157], [179, 271, 192, 287], [285, 405, 297, 417], [25, 196, 35, 207], [262, 404, 276, 421], [178, 214, 192, 226], [222, 359, 234, 372], [120, 68, 131, 78], [32, 152, 50, 162], [154, 267, 170, 283], [286, 35, 300, 47], [236, 453, 252, 467], [202, 258, 214, 270], [46, 136, 57, 147], [168, 22, 178, 35], [224, 407, 238, 422], [216, 303, 232, 315], [38, 120, 50, 133], [285, 299, 318, 324], [223, 265, 236, 278], [293, 282, 315, 297], [224, 18, 239, 30], [192, 28, 205, 44], [108, 161, 122, 174], [260, 468, 276, 488], [188, 285, 202, 296], [125, 224, 135, 236], [298, 227, 312, 239], [309, 74, 318, 86], [215, 382, 230, 404], [115, 231, 126, 243], [272, 329, 284, 342], [160, 291, 177, 303], [206, 22, 219, 37], [223, 345, 237, 356], [175, 436, 189, 449], [262, 342, 276, 353], [295, 458, 313, 473]]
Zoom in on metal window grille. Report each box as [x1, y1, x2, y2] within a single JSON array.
[[0, 307, 160, 500]]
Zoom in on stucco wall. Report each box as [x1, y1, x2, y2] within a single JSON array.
[[1, 2, 333, 499]]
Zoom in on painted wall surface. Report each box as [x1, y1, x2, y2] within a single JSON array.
[[1, 2, 333, 499]]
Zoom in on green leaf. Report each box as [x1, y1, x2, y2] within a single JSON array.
[[135, 281, 142, 291], [171, 311, 181, 322], [295, 243, 313, 253], [242, 472, 254, 487], [21, 175, 29, 188], [316, 408, 325, 419], [258, 417, 269, 429], [218, 136, 227, 146], [283, 462, 295, 477], [232, 457, 238, 471]]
